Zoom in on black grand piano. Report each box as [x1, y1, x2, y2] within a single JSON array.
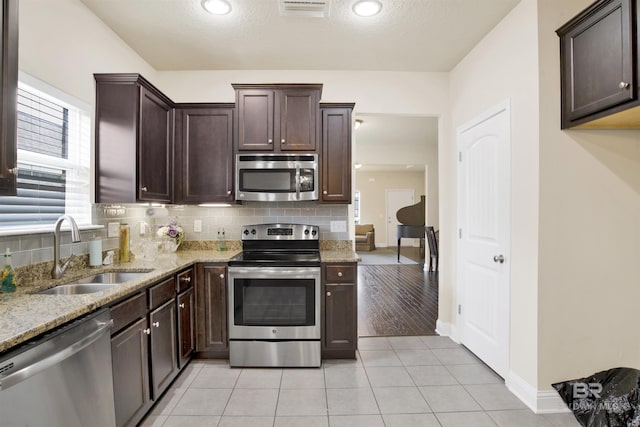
[[396, 195, 438, 272]]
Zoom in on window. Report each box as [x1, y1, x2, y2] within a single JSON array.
[[0, 74, 91, 230], [354, 190, 361, 224]]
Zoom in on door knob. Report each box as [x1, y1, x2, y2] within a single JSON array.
[[143, 328, 151, 335], [619, 82, 630, 90], [153, 321, 160, 328], [179, 303, 185, 309], [493, 254, 505, 264]]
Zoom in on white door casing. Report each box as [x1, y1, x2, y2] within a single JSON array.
[[456, 101, 511, 378], [386, 189, 415, 247]]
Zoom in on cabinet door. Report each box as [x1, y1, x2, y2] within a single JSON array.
[[323, 282, 357, 357], [0, 0, 18, 196], [111, 317, 151, 427], [195, 264, 229, 355], [175, 107, 234, 203], [321, 106, 353, 203], [177, 287, 195, 368], [138, 86, 173, 202], [149, 299, 178, 400], [278, 88, 319, 151], [236, 89, 274, 151], [558, 0, 635, 127]]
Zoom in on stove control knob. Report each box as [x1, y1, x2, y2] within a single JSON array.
[[251, 229, 257, 235], [311, 230, 317, 236], [243, 229, 250, 236], [304, 229, 310, 235]]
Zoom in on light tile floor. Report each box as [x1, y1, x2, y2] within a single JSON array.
[[140, 336, 580, 427]]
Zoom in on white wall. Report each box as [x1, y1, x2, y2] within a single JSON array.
[[537, 0, 640, 390], [447, 0, 541, 389], [19, 0, 156, 105], [355, 171, 426, 246]]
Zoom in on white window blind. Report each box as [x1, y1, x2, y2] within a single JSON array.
[[0, 77, 91, 229]]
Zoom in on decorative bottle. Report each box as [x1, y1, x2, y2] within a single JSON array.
[[217, 227, 227, 251], [119, 223, 130, 262], [1, 248, 16, 293]]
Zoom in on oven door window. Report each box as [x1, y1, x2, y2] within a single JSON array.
[[233, 278, 315, 326]]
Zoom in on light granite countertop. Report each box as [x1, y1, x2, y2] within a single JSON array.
[[0, 248, 359, 355]]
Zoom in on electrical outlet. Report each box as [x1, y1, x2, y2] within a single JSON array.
[[194, 219, 202, 233], [107, 222, 120, 238], [139, 221, 147, 235]]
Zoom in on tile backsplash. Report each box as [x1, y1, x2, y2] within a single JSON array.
[[0, 201, 350, 268]]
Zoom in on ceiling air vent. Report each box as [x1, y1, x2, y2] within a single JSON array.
[[278, 0, 331, 18]]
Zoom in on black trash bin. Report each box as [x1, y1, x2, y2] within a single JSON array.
[[552, 367, 640, 427]]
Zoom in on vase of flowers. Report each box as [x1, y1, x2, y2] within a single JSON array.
[[156, 218, 184, 252]]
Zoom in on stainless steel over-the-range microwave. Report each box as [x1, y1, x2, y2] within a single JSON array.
[[235, 153, 318, 202]]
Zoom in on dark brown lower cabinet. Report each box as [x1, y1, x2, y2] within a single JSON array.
[[111, 317, 151, 427], [195, 264, 229, 358], [110, 274, 182, 427], [322, 263, 358, 359], [149, 299, 179, 400], [177, 287, 195, 368]]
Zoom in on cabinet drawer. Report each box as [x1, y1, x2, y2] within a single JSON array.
[[325, 264, 355, 283], [110, 291, 147, 334], [149, 277, 176, 310], [176, 267, 194, 293]]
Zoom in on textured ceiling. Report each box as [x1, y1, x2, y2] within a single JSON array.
[[79, 0, 521, 72]]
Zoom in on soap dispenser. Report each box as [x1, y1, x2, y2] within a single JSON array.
[[1, 248, 16, 293]]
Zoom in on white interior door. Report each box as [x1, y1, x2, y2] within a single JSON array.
[[457, 101, 511, 378], [386, 189, 414, 246]]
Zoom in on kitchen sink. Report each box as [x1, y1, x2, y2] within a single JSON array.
[[37, 271, 153, 295]]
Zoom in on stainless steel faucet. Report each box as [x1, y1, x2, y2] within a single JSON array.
[[51, 215, 82, 279]]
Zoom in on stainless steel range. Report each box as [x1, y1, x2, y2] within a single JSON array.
[[228, 223, 321, 367]]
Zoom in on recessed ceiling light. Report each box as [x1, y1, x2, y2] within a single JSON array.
[[202, 0, 231, 15], [352, 0, 382, 17]]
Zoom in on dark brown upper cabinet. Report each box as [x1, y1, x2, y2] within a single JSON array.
[[94, 74, 173, 203], [174, 104, 234, 204], [320, 103, 354, 204], [233, 84, 322, 152], [0, 0, 18, 196], [557, 0, 640, 129]]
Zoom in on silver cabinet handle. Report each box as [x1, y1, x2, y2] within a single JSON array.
[[493, 255, 505, 264], [337, 272, 343, 277], [153, 321, 160, 328], [326, 291, 331, 297], [323, 190, 328, 195], [227, 190, 232, 195], [179, 303, 185, 309], [181, 276, 191, 283], [141, 186, 148, 192], [220, 274, 225, 279], [281, 139, 286, 144], [619, 82, 630, 89], [268, 139, 273, 144], [143, 328, 151, 335], [8, 167, 18, 175]]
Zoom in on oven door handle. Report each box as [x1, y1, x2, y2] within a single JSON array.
[[295, 163, 301, 200], [228, 267, 320, 278]]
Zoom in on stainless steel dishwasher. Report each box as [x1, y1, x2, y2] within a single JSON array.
[[0, 308, 116, 427]]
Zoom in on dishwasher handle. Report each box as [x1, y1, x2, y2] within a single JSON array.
[[0, 319, 113, 390]]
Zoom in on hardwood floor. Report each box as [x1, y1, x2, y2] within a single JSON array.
[[357, 262, 439, 337]]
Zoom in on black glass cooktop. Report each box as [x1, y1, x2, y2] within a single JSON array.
[[228, 250, 321, 267]]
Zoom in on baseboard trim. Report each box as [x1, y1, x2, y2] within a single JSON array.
[[505, 371, 570, 414], [435, 319, 459, 343]]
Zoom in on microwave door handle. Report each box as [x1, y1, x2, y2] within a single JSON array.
[[295, 163, 301, 200]]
